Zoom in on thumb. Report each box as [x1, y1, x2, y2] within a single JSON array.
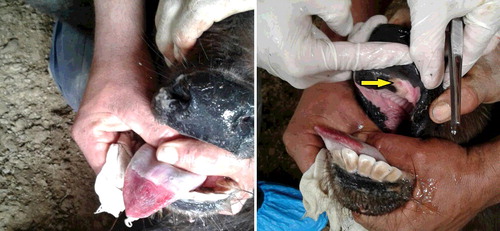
[[154, 0, 181, 65], [120, 99, 180, 147], [348, 15, 388, 43], [429, 57, 500, 124], [361, 132, 421, 172], [156, 138, 253, 176]]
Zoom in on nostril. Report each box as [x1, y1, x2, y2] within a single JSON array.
[[239, 115, 253, 126], [240, 116, 251, 123], [235, 115, 253, 135], [171, 81, 191, 104]]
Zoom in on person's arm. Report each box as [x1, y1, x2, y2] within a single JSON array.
[[89, 0, 153, 90], [72, 0, 177, 173], [74, 2, 254, 216]]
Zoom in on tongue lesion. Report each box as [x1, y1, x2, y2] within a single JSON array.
[[122, 144, 207, 220], [355, 77, 421, 132], [314, 126, 386, 162]]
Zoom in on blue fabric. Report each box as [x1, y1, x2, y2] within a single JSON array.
[[49, 19, 93, 111], [257, 181, 328, 231]]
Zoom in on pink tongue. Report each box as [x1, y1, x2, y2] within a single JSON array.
[[122, 144, 207, 219], [314, 126, 386, 161]]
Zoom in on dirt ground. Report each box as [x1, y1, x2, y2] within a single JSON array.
[[0, 1, 113, 230], [257, 69, 303, 187]]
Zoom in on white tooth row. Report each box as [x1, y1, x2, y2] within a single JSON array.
[[330, 148, 403, 182]]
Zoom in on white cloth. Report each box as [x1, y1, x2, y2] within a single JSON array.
[[299, 148, 366, 231], [94, 143, 132, 218]]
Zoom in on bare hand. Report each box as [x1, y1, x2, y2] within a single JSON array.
[[156, 138, 255, 215], [71, 60, 178, 174], [430, 45, 499, 123], [283, 81, 379, 172], [353, 132, 497, 231]]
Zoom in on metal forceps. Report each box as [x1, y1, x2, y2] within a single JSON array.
[[447, 18, 463, 135]]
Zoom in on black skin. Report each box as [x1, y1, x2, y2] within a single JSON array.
[[323, 157, 413, 216], [150, 11, 254, 224], [353, 24, 493, 144], [353, 24, 442, 138], [152, 11, 254, 159]]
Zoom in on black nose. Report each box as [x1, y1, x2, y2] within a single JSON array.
[[152, 70, 254, 159]]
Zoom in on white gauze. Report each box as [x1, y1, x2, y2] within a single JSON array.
[[94, 143, 132, 217], [299, 148, 366, 231]]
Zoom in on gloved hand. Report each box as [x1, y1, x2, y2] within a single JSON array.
[[257, 0, 412, 89], [155, 0, 254, 65], [408, 0, 500, 89]]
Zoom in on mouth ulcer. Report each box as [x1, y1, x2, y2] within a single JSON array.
[[354, 78, 421, 132]]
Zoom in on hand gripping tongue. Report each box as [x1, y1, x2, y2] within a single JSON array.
[[314, 126, 386, 162], [122, 144, 207, 225]]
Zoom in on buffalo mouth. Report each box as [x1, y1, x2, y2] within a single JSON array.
[[353, 67, 421, 133], [122, 143, 250, 225], [315, 126, 414, 216], [352, 24, 442, 138]]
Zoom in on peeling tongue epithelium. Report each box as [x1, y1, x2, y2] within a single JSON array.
[[122, 144, 206, 221], [314, 126, 386, 162]]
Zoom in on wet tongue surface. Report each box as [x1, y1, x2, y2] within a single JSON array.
[[122, 144, 207, 219], [354, 79, 420, 132]]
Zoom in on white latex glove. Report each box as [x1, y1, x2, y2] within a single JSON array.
[[257, 0, 412, 89], [348, 15, 388, 43], [408, 0, 500, 89], [155, 0, 254, 65]]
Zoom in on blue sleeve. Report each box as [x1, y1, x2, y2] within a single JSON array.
[[257, 181, 328, 231]]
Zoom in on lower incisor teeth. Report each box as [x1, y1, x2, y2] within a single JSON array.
[[370, 161, 392, 182], [357, 154, 376, 177], [341, 148, 358, 173], [384, 167, 403, 182]]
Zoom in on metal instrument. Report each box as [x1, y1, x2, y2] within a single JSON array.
[[447, 18, 463, 135]]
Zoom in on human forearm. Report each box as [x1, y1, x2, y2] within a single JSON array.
[[93, 0, 147, 62], [81, 0, 154, 106]]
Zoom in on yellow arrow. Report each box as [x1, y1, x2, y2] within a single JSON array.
[[361, 78, 393, 88]]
